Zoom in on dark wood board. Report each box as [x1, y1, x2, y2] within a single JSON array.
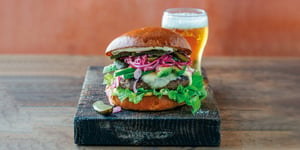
[[74, 66, 221, 146]]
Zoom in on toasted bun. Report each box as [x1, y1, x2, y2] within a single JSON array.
[[105, 27, 191, 56], [110, 95, 185, 111]]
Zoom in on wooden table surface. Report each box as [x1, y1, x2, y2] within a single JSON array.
[[0, 55, 299, 150]]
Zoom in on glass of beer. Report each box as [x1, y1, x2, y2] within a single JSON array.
[[162, 8, 208, 71]]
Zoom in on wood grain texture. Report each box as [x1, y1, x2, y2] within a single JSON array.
[[74, 67, 220, 146], [0, 55, 299, 149]]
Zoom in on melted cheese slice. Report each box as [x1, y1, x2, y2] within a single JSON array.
[[141, 67, 193, 89], [142, 73, 177, 89]]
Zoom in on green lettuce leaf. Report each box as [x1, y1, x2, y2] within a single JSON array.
[[167, 90, 177, 100], [103, 73, 113, 85], [191, 70, 204, 87], [113, 87, 145, 104], [153, 89, 163, 98], [129, 93, 144, 104], [190, 96, 200, 114], [117, 88, 132, 102], [176, 65, 187, 76]]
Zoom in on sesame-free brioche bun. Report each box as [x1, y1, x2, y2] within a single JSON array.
[[105, 27, 192, 57], [110, 95, 185, 111], [104, 27, 193, 111]]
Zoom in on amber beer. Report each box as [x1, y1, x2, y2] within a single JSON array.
[[172, 27, 208, 68], [162, 8, 208, 71]]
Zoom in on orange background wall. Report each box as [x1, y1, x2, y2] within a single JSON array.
[[1, 0, 300, 56]]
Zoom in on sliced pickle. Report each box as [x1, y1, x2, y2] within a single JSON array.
[[110, 52, 134, 59], [110, 50, 169, 59], [174, 52, 189, 62], [93, 101, 113, 115], [147, 56, 158, 62]]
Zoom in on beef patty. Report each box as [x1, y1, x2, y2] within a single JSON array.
[[119, 75, 189, 90]]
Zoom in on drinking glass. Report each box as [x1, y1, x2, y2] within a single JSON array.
[[162, 8, 208, 72]]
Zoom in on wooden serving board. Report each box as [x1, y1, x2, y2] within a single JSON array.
[[74, 66, 221, 146]]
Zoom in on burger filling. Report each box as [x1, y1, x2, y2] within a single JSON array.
[[119, 75, 190, 90], [103, 49, 207, 114]]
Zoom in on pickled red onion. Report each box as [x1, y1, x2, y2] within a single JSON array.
[[113, 106, 122, 113], [133, 69, 142, 93], [124, 54, 191, 71], [111, 76, 121, 88]]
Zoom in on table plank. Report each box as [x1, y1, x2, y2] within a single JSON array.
[[203, 57, 300, 132], [0, 55, 299, 149]]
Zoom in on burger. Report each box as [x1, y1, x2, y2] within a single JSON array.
[[103, 27, 207, 113]]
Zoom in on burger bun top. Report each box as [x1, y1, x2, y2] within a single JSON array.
[[105, 27, 192, 56]]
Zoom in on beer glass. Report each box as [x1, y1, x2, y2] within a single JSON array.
[[162, 8, 208, 72]]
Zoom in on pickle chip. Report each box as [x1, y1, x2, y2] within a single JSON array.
[[93, 101, 113, 115], [174, 52, 189, 62]]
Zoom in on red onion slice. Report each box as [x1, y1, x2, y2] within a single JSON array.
[[113, 106, 122, 113], [133, 68, 142, 93], [124, 54, 191, 72]]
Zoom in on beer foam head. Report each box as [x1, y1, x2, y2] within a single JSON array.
[[162, 10, 208, 29]]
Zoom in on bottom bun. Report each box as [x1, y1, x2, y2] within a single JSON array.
[[110, 95, 185, 111]]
